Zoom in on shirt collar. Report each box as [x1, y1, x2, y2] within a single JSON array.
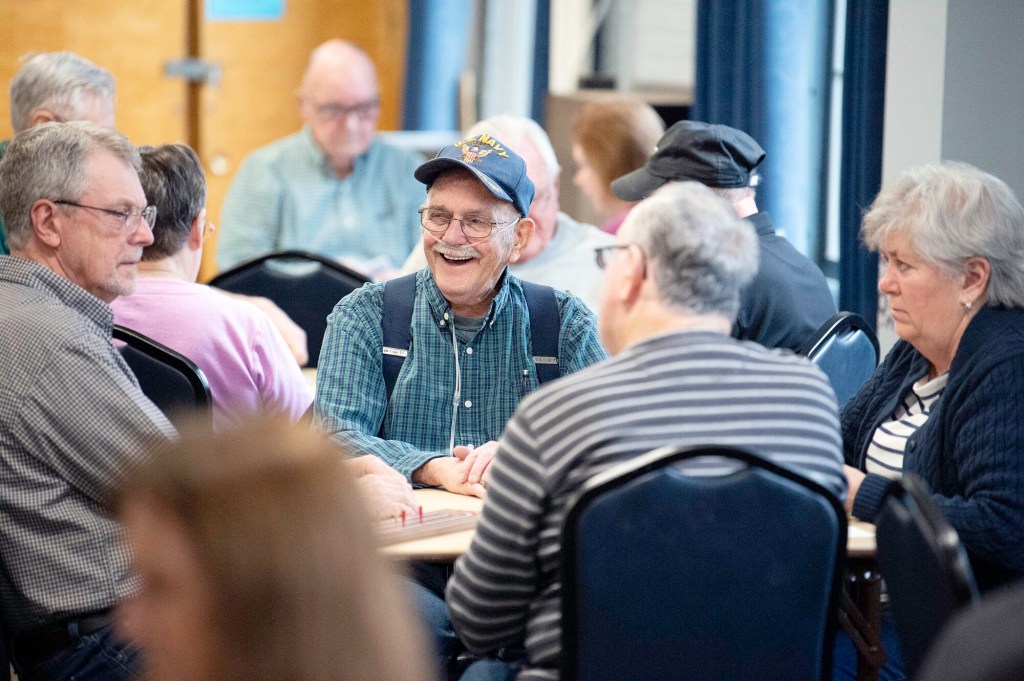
[[619, 328, 729, 358], [416, 266, 515, 327], [299, 127, 374, 177], [0, 255, 114, 333], [745, 211, 775, 236]]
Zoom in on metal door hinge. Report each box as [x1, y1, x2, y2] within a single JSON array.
[[164, 58, 222, 85]]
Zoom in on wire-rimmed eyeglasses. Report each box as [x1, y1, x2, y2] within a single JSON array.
[[419, 207, 520, 243], [53, 200, 158, 231]]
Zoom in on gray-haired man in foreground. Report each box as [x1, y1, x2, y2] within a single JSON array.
[[447, 181, 847, 681]]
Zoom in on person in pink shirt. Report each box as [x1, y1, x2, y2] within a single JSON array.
[[570, 97, 664, 234], [112, 144, 312, 430]]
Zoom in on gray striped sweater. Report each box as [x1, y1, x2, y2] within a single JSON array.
[[446, 329, 848, 680]]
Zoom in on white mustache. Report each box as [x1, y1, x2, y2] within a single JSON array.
[[430, 236, 481, 260]]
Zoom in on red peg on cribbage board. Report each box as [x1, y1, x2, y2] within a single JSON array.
[[376, 508, 478, 544]]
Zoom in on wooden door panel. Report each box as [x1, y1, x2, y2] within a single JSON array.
[[0, 0, 187, 145]]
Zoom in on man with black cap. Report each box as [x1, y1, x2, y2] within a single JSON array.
[[612, 120, 836, 351], [314, 132, 607, 497]]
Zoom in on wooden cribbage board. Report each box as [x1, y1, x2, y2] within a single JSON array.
[[376, 509, 478, 545]]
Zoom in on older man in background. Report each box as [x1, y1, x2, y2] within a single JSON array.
[[218, 39, 424, 278], [447, 182, 847, 681], [402, 115, 613, 312], [1, 51, 115, 255]]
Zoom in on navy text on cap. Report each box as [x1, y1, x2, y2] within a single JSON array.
[[414, 133, 534, 217]]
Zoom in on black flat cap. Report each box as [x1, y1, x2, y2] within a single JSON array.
[[612, 121, 766, 200]]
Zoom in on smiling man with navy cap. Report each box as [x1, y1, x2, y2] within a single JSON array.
[[314, 133, 606, 496], [314, 134, 606, 676], [613, 120, 836, 351]]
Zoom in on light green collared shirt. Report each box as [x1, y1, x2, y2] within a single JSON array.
[[217, 129, 425, 276]]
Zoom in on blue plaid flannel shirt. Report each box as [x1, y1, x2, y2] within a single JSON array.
[[313, 268, 609, 478]]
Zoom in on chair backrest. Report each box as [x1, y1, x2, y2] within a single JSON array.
[[207, 250, 370, 368], [561, 446, 847, 681], [916, 579, 1024, 681], [113, 325, 212, 428], [0, 624, 8, 681], [798, 311, 880, 408], [875, 474, 980, 678]]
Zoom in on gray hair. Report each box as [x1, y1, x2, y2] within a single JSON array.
[[466, 115, 560, 193], [494, 218, 521, 253], [709, 186, 757, 204], [138, 144, 207, 260], [0, 121, 140, 251], [861, 161, 1024, 308], [9, 52, 115, 133], [623, 181, 759, 317]]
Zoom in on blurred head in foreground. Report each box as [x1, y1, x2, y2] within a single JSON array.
[[116, 417, 430, 681]]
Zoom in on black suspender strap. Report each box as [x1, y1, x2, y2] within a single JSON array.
[[520, 281, 560, 385], [380, 275, 561, 402], [381, 273, 417, 401]]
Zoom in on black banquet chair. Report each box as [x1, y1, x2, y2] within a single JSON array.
[[798, 311, 880, 409], [874, 474, 981, 678], [0, 624, 7, 681], [113, 325, 212, 428], [561, 445, 847, 681], [208, 250, 370, 368], [916, 579, 1024, 681]]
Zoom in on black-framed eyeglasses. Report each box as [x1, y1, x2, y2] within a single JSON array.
[[53, 200, 158, 231], [419, 207, 520, 243], [594, 244, 632, 269], [312, 98, 381, 122], [595, 243, 649, 278]]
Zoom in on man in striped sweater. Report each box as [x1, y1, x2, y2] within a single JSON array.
[[446, 181, 848, 681]]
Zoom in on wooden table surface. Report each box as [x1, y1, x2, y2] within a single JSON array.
[[380, 489, 484, 561], [382, 488, 876, 561]]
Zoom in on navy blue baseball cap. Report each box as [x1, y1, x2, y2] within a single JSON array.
[[612, 121, 766, 200], [415, 133, 534, 217]]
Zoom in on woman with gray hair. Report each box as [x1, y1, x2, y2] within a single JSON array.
[[835, 161, 1024, 681], [843, 162, 1024, 590]]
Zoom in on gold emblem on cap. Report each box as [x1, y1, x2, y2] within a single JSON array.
[[459, 142, 493, 165]]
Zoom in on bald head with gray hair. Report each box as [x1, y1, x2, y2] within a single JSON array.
[[0, 121, 139, 251], [301, 39, 377, 92], [9, 52, 115, 133], [620, 181, 759, 318]]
